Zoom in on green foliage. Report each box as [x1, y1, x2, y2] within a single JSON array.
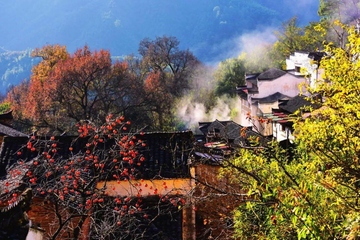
[[317, 0, 360, 48], [0, 101, 10, 114], [229, 26, 360, 239], [214, 56, 246, 97], [318, 0, 338, 19], [268, 17, 327, 69], [318, 0, 360, 22]]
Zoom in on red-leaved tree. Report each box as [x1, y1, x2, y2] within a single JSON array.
[[9, 115, 187, 240], [6, 45, 147, 134]]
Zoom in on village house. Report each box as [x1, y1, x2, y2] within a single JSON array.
[[286, 51, 325, 89], [263, 95, 317, 143], [235, 51, 325, 138], [0, 128, 245, 240], [236, 68, 306, 136], [0, 111, 27, 146], [0, 111, 40, 239]]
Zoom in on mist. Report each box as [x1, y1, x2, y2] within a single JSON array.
[[338, 0, 360, 23], [176, 95, 242, 132], [175, 27, 277, 131]]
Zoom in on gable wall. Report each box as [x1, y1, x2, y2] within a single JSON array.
[[252, 73, 305, 99], [239, 73, 305, 133]]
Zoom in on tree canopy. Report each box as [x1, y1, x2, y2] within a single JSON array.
[[138, 36, 200, 129], [7, 45, 137, 133], [213, 55, 246, 97], [5, 36, 199, 133], [268, 17, 327, 69], [226, 25, 360, 239]]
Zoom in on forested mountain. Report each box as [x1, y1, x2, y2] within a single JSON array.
[[0, 0, 319, 93], [0, 49, 40, 93]]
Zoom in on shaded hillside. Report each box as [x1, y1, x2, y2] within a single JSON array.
[[0, 0, 319, 93], [0, 49, 39, 93], [0, 0, 319, 61]]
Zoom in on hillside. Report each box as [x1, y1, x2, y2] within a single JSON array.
[[0, 0, 319, 94], [0, 48, 39, 93]]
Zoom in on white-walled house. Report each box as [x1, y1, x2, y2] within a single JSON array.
[[286, 51, 325, 89], [234, 51, 324, 139], [236, 68, 306, 136], [264, 111, 295, 143], [264, 95, 315, 143]]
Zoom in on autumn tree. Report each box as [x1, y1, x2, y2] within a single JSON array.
[[143, 71, 173, 129], [27, 45, 69, 124], [6, 45, 150, 134], [139, 36, 199, 96], [216, 25, 360, 239], [4, 115, 188, 239], [6, 37, 200, 132], [6, 81, 32, 128], [48, 46, 117, 122], [138, 36, 200, 129], [5, 45, 69, 133]]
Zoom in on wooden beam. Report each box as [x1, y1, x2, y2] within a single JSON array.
[[97, 178, 193, 197]]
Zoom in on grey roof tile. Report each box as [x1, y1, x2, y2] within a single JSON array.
[[0, 124, 27, 137], [258, 68, 287, 80]]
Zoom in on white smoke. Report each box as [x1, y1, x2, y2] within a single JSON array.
[[176, 28, 277, 131], [338, 0, 360, 23], [176, 96, 242, 132], [236, 28, 277, 55]]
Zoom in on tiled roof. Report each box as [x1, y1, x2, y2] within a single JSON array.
[[263, 95, 317, 127], [246, 68, 288, 82], [308, 52, 325, 61], [263, 112, 292, 125], [0, 131, 194, 179], [278, 95, 314, 114], [0, 111, 13, 121], [198, 120, 242, 140], [251, 92, 290, 104], [0, 123, 27, 137], [0, 160, 30, 194], [0, 136, 76, 178], [258, 68, 286, 80], [235, 87, 249, 99], [197, 120, 266, 148], [245, 73, 260, 81]]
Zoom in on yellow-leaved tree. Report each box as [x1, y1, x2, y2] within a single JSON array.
[[227, 24, 360, 239]]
